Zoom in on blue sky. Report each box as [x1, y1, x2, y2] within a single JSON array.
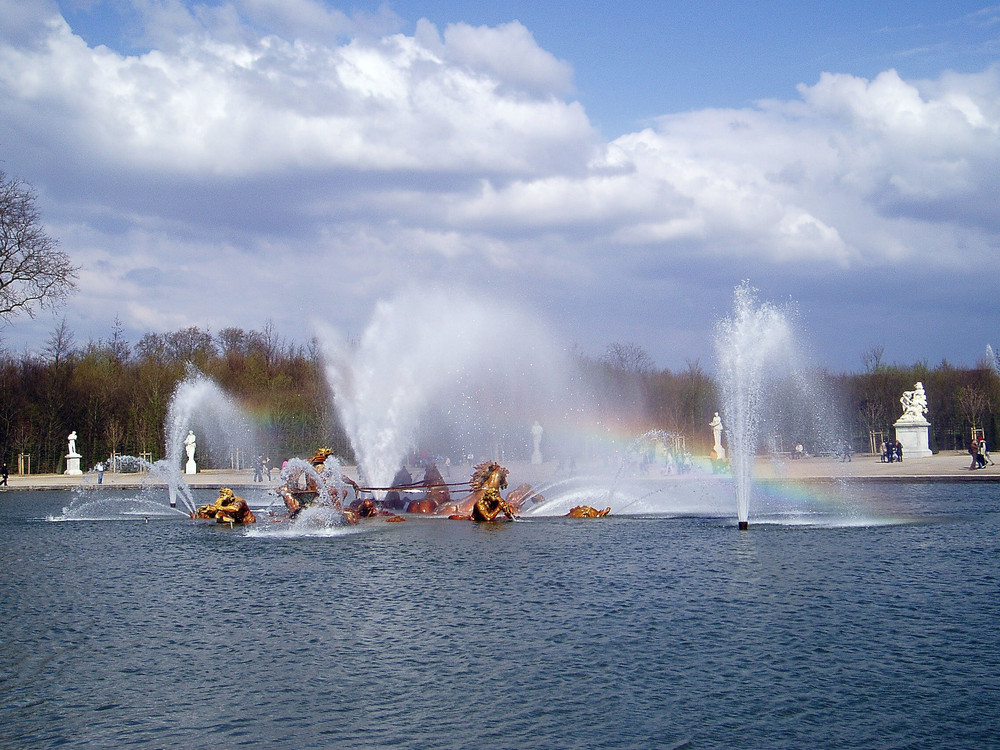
[[1, 0, 999, 371]]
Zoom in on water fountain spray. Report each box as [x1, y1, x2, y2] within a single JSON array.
[[162, 369, 256, 510], [714, 282, 794, 529], [319, 288, 571, 491]]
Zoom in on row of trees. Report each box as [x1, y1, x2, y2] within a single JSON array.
[[3, 322, 997, 475]]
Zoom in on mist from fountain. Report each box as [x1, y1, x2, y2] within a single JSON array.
[[714, 282, 796, 528], [318, 287, 574, 492]]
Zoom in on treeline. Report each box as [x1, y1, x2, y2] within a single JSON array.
[[1, 323, 997, 474], [557, 342, 999, 458], [0, 321, 345, 473]]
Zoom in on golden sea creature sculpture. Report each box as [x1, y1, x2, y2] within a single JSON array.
[[566, 505, 611, 518], [194, 487, 257, 524]]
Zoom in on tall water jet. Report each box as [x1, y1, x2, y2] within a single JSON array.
[[714, 283, 795, 529], [318, 287, 573, 491], [987, 344, 1000, 375], [162, 369, 257, 509]]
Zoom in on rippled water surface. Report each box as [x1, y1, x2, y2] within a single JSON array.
[[2, 484, 998, 749]]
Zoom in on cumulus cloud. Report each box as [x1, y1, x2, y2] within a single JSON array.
[[0, 1, 595, 178], [0, 0, 998, 367], [416, 18, 575, 97]]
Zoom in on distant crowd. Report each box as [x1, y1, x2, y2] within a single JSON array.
[[879, 440, 905, 463]]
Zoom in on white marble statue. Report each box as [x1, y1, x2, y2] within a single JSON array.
[[899, 382, 928, 422], [64, 431, 82, 475], [531, 421, 544, 465], [709, 412, 726, 461], [184, 430, 197, 474], [894, 381, 933, 458]]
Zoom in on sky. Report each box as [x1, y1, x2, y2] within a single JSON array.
[[0, 0, 998, 372]]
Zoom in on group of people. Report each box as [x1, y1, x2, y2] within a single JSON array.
[[969, 438, 993, 469], [252, 454, 272, 482], [879, 440, 904, 463]]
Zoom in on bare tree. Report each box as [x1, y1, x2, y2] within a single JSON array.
[[44, 317, 76, 367], [956, 385, 989, 437], [602, 342, 655, 374], [0, 170, 78, 323], [861, 344, 885, 374]]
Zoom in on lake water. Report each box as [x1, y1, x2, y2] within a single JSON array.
[[1, 482, 998, 749]]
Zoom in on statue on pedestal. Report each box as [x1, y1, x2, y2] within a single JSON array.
[[65, 430, 83, 476], [709, 412, 726, 461], [184, 430, 198, 475], [893, 382, 933, 458], [531, 421, 544, 465]]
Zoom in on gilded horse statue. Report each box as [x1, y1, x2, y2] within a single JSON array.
[[469, 461, 517, 522], [432, 461, 522, 520], [193, 488, 257, 524]]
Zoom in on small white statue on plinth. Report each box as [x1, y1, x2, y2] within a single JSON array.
[[531, 421, 544, 465], [709, 412, 726, 461], [184, 430, 198, 474], [893, 382, 933, 458], [65, 430, 83, 475]]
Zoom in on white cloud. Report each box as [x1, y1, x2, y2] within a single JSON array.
[[0, 4, 595, 177], [429, 19, 575, 97], [1, 1, 999, 367]]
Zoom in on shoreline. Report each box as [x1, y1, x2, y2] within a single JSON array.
[[1, 451, 997, 491]]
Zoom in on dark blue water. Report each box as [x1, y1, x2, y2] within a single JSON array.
[[2, 484, 998, 749]]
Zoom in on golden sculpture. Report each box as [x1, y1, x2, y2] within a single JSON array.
[[193, 488, 257, 524], [566, 505, 611, 518], [470, 461, 517, 522], [275, 447, 362, 521]]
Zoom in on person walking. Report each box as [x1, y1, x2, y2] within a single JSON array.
[[840, 440, 852, 462], [983, 438, 995, 466], [1, 461, 8, 486], [969, 438, 980, 470], [976, 439, 988, 469]]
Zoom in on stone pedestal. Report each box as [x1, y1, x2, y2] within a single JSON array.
[[65, 453, 83, 476], [185, 457, 197, 475], [893, 418, 933, 458]]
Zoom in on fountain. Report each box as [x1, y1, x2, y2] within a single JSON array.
[[318, 290, 748, 522], [274, 455, 356, 529], [318, 288, 573, 492], [987, 344, 1000, 375], [161, 369, 256, 508], [58, 455, 193, 520], [56, 371, 258, 520], [714, 282, 795, 529]]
